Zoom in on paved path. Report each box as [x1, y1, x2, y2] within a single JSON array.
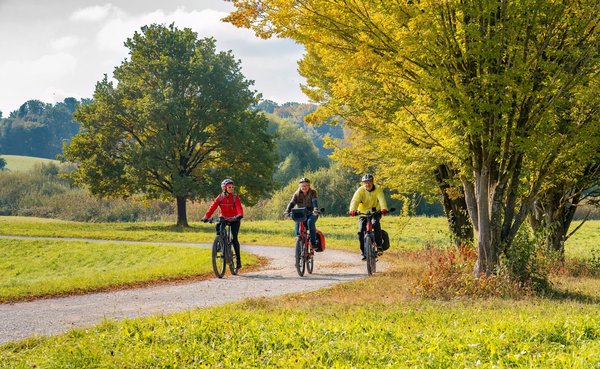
[[0, 236, 379, 343]]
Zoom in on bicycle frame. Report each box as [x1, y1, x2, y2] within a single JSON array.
[[353, 207, 395, 275], [210, 216, 239, 278]]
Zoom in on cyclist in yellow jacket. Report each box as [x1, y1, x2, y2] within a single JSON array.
[[348, 174, 389, 260]]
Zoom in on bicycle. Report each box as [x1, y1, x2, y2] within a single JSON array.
[[288, 207, 324, 277], [207, 216, 239, 278], [351, 207, 395, 275]]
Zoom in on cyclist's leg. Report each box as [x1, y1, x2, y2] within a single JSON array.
[[357, 217, 367, 256], [230, 220, 241, 264], [294, 221, 300, 237], [307, 214, 317, 245]]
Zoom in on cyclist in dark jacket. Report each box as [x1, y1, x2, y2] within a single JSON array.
[[284, 177, 319, 248]]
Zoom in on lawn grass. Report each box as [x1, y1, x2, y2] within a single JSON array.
[[0, 218, 598, 367], [0, 155, 59, 172], [0, 216, 596, 259], [0, 238, 257, 302], [1, 249, 599, 368]]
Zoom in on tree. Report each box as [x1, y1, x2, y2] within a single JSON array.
[[64, 24, 275, 226], [0, 157, 6, 171], [227, 0, 600, 275]]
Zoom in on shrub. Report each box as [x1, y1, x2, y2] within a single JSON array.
[[414, 245, 530, 299]]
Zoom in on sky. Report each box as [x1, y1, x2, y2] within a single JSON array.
[[0, 0, 308, 116]]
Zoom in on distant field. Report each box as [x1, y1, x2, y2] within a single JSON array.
[[0, 216, 597, 259], [0, 155, 59, 172]]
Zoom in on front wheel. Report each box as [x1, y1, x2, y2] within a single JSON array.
[[212, 236, 226, 278], [365, 235, 376, 275], [295, 238, 306, 276]]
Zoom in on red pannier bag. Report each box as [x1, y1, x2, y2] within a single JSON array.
[[315, 230, 326, 252]]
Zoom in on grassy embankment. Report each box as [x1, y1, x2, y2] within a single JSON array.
[[1, 216, 599, 367]]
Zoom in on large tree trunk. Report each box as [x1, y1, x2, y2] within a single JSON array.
[[472, 165, 499, 276], [176, 196, 189, 227], [434, 165, 474, 246]]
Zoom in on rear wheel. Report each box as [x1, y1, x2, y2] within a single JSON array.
[[212, 236, 226, 278], [228, 240, 239, 275], [307, 243, 314, 274], [295, 238, 306, 276]]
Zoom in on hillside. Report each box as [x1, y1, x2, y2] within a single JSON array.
[[0, 154, 59, 172]]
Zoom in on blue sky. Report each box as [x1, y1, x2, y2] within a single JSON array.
[[0, 0, 308, 115]]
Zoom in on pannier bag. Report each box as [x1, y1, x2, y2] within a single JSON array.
[[381, 229, 390, 251], [315, 230, 326, 252]]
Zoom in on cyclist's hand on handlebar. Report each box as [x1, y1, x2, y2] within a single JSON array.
[[283, 211, 290, 218], [201, 217, 209, 223], [236, 215, 243, 220], [381, 209, 389, 215], [348, 210, 357, 216], [312, 209, 319, 216]]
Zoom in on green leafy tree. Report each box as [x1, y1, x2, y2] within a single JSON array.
[[227, 0, 600, 276], [64, 24, 275, 226], [0, 157, 6, 171], [266, 113, 327, 187]]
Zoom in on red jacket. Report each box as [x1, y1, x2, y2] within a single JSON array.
[[204, 192, 243, 219]]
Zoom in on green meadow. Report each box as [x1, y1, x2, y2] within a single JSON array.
[[0, 155, 59, 172], [0, 238, 257, 302], [0, 216, 598, 367]]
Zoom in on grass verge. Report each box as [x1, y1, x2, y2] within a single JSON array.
[[0, 238, 258, 302]]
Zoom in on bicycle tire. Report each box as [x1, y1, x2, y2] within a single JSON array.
[[212, 236, 226, 278], [307, 242, 314, 274], [228, 241, 239, 275], [365, 235, 376, 275], [295, 237, 306, 276]]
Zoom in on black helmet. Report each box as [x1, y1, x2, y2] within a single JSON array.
[[361, 173, 374, 182], [221, 178, 234, 188], [299, 177, 310, 184]]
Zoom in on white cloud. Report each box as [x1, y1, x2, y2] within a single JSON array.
[[70, 4, 123, 22], [0, 53, 78, 113], [51, 35, 83, 51]]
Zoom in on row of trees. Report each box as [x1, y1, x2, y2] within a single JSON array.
[[0, 99, 82, 158], [226, 0, 600, 275]]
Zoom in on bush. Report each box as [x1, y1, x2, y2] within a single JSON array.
[[413, 244, 526, 299], [503, 224, 560, 293], [0, 166, 175, 222]]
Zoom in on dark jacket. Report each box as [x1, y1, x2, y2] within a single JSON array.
[[286, 188, 318, 213]]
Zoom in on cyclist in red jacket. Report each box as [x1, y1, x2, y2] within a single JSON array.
[[202, 178, 244, 268]]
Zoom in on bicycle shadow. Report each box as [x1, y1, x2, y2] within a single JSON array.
[[239, 272, 366, 281]]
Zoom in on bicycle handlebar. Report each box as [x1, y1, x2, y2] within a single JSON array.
[[284, 207, 325, 219], [205, 216, 241, 224], [350, 207, 396, 216]]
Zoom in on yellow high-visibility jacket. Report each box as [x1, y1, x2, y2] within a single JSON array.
[[349, 185, 388, 214]]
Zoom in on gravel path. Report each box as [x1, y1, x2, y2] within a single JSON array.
[[0, 236, 381, 344]]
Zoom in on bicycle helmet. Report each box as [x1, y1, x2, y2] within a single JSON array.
[[221, 178, 234, 188], [299, 177, 310, 184], [361, 173, 374, 182]]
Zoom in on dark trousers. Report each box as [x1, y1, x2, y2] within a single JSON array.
[[295, 214, 318, 245], [358, 214, 382, 254]]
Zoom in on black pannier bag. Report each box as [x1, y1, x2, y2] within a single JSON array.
[[381, 229, 390, 251]]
